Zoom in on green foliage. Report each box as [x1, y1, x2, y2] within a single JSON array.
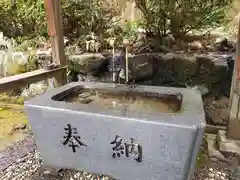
[[0, 0, 232, 44], [0, 0, 119, 39], [62, 0, 119, 38], [122, 20, 142, 38], [134, 0, 231, 37], [0, 0, 46, 37]]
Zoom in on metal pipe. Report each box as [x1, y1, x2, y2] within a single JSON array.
[[125, 46, 129, 84], [112, 46, 116, 83]]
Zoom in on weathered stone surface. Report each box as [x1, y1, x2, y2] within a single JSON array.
[[25, 82, 206, 180], [204, 97, 229, 125], [119, 52, 197, 83], [206, 133, 227, 161], [69, 53, 106, 74], [153, 52, 197, 85], [232, 166, 240, 180], [217, 130, 240, 156], [36, 48, 52, 68], [189, 41, 204, 50], [214, 37, 235, 52], [69, 51, 231, 93], [131, 38, 154, 54], [195, 53, 229, 89], [124, 53, 155, 80], [196, 54, 215, 76], [8, 123, 27, 135], [20, 80, 52, 99], [0, 51, 31, 76], [187, 85, 209, 96]]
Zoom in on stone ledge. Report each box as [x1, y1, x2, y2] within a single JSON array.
[[217, 130, 240, 156]]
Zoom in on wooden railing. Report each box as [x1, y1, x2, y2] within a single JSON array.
[[0, 66, 67, 93]]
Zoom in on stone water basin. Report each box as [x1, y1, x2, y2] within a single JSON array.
[[61, 87, 182, 114], [24, 82, 205, 180]]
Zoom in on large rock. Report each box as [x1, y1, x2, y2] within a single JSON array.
[[152, 53, 197, 85], [21, 81, 48, 98], [36, 48, 52, 68], [119, 52, 198, 85], [206, 133, 228, 162], [204, 96, 229, 125], [69, 53, 106, 74], [195, 53, 229, 89], [214, 37, 235, 52], [217, 130, 240, 156], [68, 51, 231, 92], [0, 51, 30, 76], [21, 78, 57, 99], [120, 53, 156, 81]]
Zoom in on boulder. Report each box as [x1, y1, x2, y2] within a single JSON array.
[[36, 48, 52, 68], [114, 52, 198, 85], [124, 53, 155, 80], [214, 37, 235, 52], [21, 78, 57, 98], [217, 130, 240, 156], [189, 41, 204, 50], [69, 53, 106, 74], [21, 80, 48, 98], [153, 53, 197, 85], [195, 53, 229, 89], [0, 51, 30, 76], [206, 133, 228, 162], [204, 97, 229, 126]]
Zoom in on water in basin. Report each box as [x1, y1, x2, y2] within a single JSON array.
[[59, 88, 182, 113]]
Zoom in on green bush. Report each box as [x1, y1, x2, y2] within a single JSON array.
[[0, 0, 232, 42], [0, 0, 118, 38], [0, 0, 46, 37], [134, 0, 231, 38]]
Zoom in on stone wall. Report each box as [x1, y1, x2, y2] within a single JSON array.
[[68, 52, 234, 96]]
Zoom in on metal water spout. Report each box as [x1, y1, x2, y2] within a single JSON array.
[[123, 39, 130, 84], [109, 38, 116, 83], [109, 38, 119, 86]]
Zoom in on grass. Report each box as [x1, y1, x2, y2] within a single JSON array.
[[0, 98, 28, 150], [196, 135, 208, 169], [0, 94, 25, 105]]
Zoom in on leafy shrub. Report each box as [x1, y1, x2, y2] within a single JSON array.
[[134, 0, 231, 38], [0, 0, 119, 38]]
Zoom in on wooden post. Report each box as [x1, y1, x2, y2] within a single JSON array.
[[227, 19, 240, 140], [44, 0, 67, 86]]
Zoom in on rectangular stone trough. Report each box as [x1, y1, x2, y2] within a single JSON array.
[[24, 82, 205, 180]]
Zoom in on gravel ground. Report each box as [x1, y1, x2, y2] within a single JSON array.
[[0, 149, 235, 180], [0, 151, 114, 180], [0, 131, 237, 180], [193, 166, 232, 180]]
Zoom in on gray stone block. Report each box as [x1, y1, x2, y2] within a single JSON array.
[[24, 82, 206, 180]]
